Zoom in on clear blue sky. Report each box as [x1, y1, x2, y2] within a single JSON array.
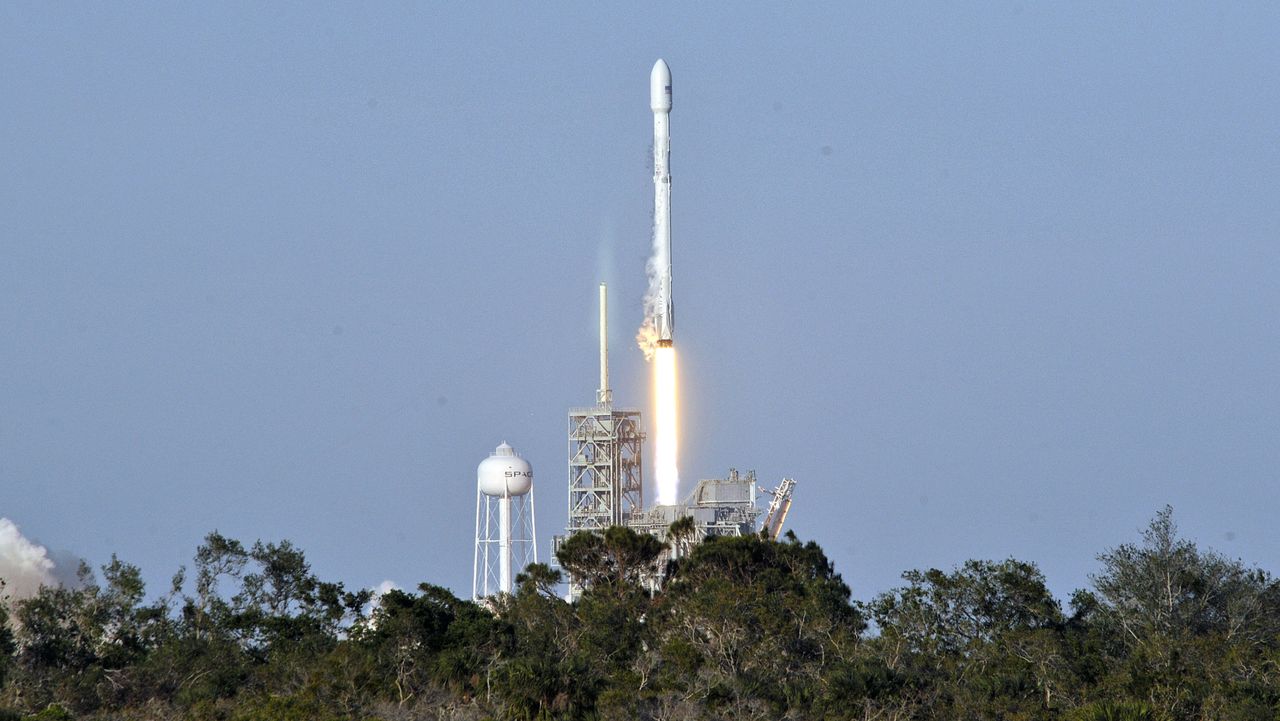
[[3, 3, 1277, 603]]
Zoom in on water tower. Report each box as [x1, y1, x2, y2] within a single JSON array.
[[473, 442, 538, 599]]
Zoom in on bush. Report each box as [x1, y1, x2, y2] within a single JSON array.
[[1068, 700, 1153, 721], [25, 704, 74, 721]]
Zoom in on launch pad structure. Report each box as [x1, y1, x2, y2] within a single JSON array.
[[566, 405, 644, 532], [553, 284, 646, 567], [549, 61, 797, 598], [553, 282, 794, 596], [568, 286, 645, 533], [625, 469, 761, 542], [466, 60, 801, 601]]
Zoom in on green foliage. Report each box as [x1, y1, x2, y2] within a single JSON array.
[[555, 526, 665, 592], [1087, 507, 1280, 721], [868, 557, 1072, 719], [0, 509, 1275, 721], [0, 597, 14, 689], [1092, 506, 1279, 645], [643, 533, 869, 719], [229, 691, 345, 721], [359, 583, 499, 708], [25, 705, 73, 721], [1067, 700, 1154, 721]]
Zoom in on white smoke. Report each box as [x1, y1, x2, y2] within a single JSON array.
[[370, 579, 398, 602], [636, 221, 663, 361], [0, 518, 57, 601], [357, 580, 401, 631], [364, 579, 400, 615]]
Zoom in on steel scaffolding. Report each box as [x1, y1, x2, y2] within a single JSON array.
[[566, 406, 644, 533]]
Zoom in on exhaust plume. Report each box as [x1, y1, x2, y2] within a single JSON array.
[[0, 518, 57, 601], [636, 251, 664, 361]]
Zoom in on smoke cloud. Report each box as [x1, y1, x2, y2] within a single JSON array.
[[636, 223, 664, 361], [0, 518, 57, 601], [371, 579, 398, 600], [358, 580, 402, 630], [365, 579, 399, 613]]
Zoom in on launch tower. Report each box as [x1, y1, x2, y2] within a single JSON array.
[[560, 284, 645, 547]]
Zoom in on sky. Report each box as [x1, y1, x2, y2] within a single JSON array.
[[2, 3, 1278, 605]]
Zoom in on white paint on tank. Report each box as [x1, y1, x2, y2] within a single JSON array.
[[477, 441, 533, 497]]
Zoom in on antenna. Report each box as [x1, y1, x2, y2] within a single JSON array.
[[597, 282, 612, 406]]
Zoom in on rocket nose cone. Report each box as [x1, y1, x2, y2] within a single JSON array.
[[650, 59, 672, 113]]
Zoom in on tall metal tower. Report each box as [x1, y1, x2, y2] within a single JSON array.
[[564, 284, 644, 537]]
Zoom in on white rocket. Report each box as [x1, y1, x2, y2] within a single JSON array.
[[650, 59, 674, 347]]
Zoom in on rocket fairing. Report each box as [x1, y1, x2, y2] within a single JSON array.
[[651, 59, 674, 347]]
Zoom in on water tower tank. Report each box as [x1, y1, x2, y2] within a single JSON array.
[[478, 442, 533, 497]]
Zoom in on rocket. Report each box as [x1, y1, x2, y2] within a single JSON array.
[[650, 59, 674, 347]]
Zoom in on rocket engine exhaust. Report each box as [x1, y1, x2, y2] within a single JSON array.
[[653, 344, 678, 505]]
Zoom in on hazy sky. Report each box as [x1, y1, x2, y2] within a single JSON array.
[[3, 3, 1277, 604]]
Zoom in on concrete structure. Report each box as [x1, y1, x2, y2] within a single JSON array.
[[626, 469, 761, 542]]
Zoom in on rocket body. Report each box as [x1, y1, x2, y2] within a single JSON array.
[[648, 59, 680, 505], [651, 59, 674, 346]]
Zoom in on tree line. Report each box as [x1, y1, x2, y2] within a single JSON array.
[[0, 506, 1276, 721]]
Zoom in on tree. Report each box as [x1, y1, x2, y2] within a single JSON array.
[[1089, 506, 1280, 720], [1093, 506, 1278, 645], [555, 526, 665, 593], [232, 539, 370, 658], [8, 556, 167, 714], [187, 531, 248, 644], [869, 558, 1068, 719], [360, 584, 498, 710], [493, 569, 584, 720], [514, 563, 562, 600], [666, 515, 698, 563], [0, 581, 16, 690], [648, 533, 870, 720]]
